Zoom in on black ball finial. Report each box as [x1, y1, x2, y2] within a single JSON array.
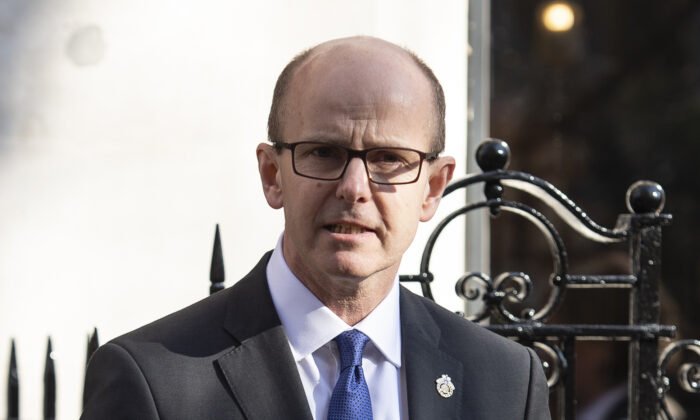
[[476, 139, 511, 172], [626, 180, 665, 214]]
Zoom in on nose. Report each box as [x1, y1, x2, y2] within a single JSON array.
[[335, 157, 371, 203]]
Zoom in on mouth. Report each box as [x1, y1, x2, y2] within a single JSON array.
[[325, 223, 372, 235]]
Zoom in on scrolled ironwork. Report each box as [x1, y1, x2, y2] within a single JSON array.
[[530, 341, 567, 389], [492, 271, 537, 322], [454, 271, 536, 322], [454, 272, 490, 301], [418, 196, 568, 323], [456, 272, 536, 323], [454, 272, 493, 322], [494, 271, 532, 302], [656, 340, 700, 419], [444, 171, 628, 243], [678, 363, 700, 393]]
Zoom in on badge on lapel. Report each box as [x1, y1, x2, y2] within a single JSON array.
[[435, 374, 455, 398]]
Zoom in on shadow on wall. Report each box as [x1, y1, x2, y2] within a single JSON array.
[[0, 0, 106, 156], [0, 0, 36, 150]]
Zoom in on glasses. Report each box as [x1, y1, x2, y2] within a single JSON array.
[[273, 141, 439, 185]]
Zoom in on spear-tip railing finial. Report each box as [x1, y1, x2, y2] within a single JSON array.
[[8, 339, 19, 420], [44, 337, 55, 420], [210, 224, 225, 295]]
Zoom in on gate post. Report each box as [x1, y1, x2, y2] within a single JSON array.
[[625, 181, 670, 419]]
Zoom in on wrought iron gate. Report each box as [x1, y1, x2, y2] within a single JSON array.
[[398, 139, 700, 419]]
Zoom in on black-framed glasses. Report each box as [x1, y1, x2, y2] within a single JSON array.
[[273, 141, 439, 185]]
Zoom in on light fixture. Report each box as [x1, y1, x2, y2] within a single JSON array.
[[542, 2, 575, 32]]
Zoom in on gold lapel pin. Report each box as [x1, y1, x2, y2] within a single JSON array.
[[435, 374, 455, 398]]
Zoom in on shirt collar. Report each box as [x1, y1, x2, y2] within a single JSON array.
[[266, 234, 402, 368]]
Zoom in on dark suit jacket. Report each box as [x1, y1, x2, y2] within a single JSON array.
[[81, 253, 550, 419]]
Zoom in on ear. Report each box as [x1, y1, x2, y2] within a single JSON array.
[[256, 143, 284, 209], [419, 156, 455, 222]]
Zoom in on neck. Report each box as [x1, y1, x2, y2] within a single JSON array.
[[285, 259, 397, 326], [303, 272, 396, 326], [280, 234, 399, 325]]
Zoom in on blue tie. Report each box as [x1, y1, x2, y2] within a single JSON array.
[[327, 330, 373, 420]]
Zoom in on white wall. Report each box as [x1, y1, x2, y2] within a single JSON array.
[[0, 1, 468, 418]]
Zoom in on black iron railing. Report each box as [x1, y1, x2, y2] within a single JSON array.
[[6, 330, 99, 420], [5, 222, 223, 419]]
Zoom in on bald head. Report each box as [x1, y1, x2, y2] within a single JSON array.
[[267, 36, 446, 153]]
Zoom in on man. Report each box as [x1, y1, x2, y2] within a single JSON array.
[[82, 36, 549, 419]]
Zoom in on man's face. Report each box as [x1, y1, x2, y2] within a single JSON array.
[[258, 39, 454, 294]]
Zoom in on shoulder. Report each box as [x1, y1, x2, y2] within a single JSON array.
[[113, 284, 235, 347], [110, 251, 274, 352], [81, 289, 238, 419], [83, 253, 275, 419], [400, 286, 532, 363]]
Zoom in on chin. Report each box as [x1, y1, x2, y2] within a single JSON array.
[[321, 252, 390, 280]]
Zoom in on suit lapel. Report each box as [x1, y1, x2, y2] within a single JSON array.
[[217, 327, 313, 420], [215, 253, 313, 420], [401, 287, 464, 420]]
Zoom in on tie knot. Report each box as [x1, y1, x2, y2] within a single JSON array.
[[334, 329, 370, 370]]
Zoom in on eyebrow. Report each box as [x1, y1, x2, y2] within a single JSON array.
[[297, 136, 408, 149], [298, 136, 345, 144]]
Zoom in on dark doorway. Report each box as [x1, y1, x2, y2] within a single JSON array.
[[490, 1, 700, 418]]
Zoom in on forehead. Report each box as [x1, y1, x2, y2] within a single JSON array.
[[282, 40, 435, 149]]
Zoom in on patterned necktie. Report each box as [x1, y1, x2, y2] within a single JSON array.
[[327, 329, 374, 420]]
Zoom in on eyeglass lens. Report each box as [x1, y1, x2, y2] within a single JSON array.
[[292, 142, 423, 184]]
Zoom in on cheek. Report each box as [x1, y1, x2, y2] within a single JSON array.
[[282, 179, 331, 223], [380, 191, 424, 236]]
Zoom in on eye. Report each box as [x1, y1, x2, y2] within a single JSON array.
[[369, 150, 410, 166], [377, 152, 401, 163], [297, 143, 345, 160], [310, 145, 339, 158]]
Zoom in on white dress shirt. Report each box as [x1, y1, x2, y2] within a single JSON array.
[[266, 236, 408, 420]]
